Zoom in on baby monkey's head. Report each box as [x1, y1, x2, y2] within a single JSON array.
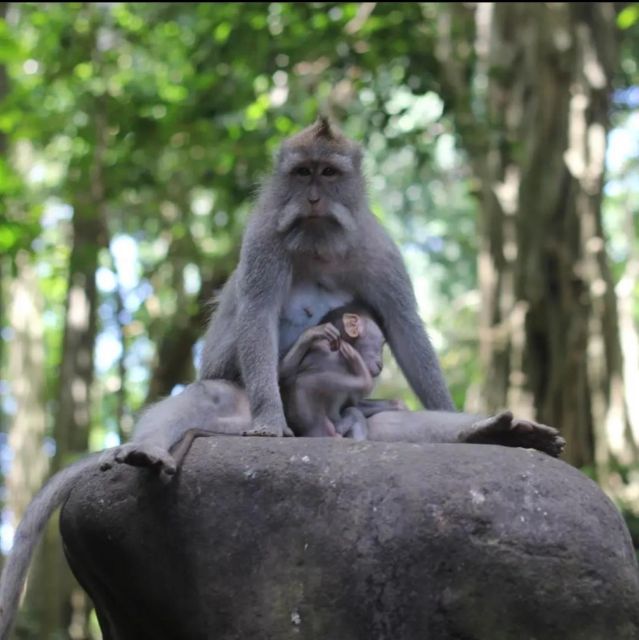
[[319, 303, 385, 377]]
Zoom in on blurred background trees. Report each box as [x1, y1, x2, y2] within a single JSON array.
[[0, 2, 637, 638]]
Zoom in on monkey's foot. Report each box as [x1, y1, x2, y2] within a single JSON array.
[[460, 411, 566, 458], [101, 443, 177, 479]]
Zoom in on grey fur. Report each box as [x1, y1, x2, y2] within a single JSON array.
[[367, 409, 566, 456], [200, 118, 455, 436]]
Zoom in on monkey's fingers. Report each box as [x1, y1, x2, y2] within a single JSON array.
[[323, 323, 341, 345], [243, 422, 285, 437], [338, 342, 357, 361]]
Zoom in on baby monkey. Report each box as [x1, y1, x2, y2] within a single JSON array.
[[280, 303, 401, 440]]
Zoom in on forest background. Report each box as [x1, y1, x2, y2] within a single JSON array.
[[0, 3, 638, 638]]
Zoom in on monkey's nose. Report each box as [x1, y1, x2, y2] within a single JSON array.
[[308, 195, 320, 205]]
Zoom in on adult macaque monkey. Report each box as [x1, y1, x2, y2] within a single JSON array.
[[200, 116, 455, 437], [0, 379, 251, 640]]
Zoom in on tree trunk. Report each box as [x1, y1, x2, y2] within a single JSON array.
[[3, 5, 51, 631], [0, 0, 8, 442], [40, 85, 109, 640], [435, 2, 634, 473], [5, 252, 50, 634], [144, 269, 233, 405]]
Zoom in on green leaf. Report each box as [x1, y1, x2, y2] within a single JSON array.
[[618, 5, 639, 30]]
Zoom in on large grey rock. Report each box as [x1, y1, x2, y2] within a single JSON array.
[[60, 437, 639, 640]]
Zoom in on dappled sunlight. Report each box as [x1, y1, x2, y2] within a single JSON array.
[[0, 3, 638, 635]]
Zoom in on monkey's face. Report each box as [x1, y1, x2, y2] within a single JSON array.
[[274, 139, 365, 256], [277, 155, 359, 229]]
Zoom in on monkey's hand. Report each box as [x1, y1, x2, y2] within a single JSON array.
[[338, 341, 359, 364], [101, 443, 178, 480], [242, 416, 294, 438], [459, 411, 566, 458], [309, 322, 341, 351], [339, 342, 371, 385]]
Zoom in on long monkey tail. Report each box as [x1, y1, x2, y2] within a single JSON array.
[[0, 451, 105, 640]]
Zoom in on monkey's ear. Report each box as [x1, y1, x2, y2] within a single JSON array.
[[343, 313, 363, 338]]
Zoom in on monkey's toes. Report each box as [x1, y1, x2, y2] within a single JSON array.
[[464, 411, 514, 441], [508, 420, 566, 457], [114, 444, 177, 474], [99, 458, 114, 472], [511, 418, 557, 435]]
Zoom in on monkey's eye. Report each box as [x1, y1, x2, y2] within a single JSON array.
[[294, 166, 312, 177], [322, 166, 339, 177]]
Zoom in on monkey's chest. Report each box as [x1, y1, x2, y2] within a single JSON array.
[[279, 280, 352, 355]]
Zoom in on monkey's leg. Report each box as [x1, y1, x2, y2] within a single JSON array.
[[356, 398, 407, 418], [108, 441, 178, 481], [367, 410, 565, 457], [169, 429, 218, 469], [169, 415, 255, 469], [306, 370, 372, 396], [285, 379, 340, 438], [459, 411, 566, 457], [336, 407, 368, 441]]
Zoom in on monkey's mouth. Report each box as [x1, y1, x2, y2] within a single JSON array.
[[287, 214, 342, 233]]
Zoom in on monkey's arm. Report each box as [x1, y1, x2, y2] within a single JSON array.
[[300, 370, 372, 395], [0, 452, 109, 640], [367, 410, 565, 457], [279, 333, 313, 380], [235, 236, 292, 436], [279, 323, 340, 381], [359, 233, 455, 411]]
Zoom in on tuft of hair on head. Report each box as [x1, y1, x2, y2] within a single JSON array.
[[275, 114, 364, 174], [281, 114, 349, 150], [314, 115, 334, 140]]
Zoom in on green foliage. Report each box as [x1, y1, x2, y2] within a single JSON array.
[[0, 0, 634, 444], [0, 0, 637, 572], [0, 4, 637, 635], [0, 2, 483, 432], [618, 4, 639, 30]]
